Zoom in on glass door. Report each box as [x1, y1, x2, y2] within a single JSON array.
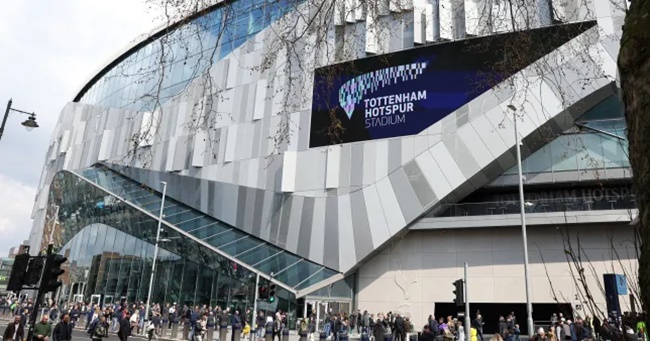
[[90, 294, 101, 307], [103, 295, 114, 307]]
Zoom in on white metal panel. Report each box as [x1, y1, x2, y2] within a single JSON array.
[[429, 142, 466, 189], [414, 149, 453, 199], [97, 130, 114, 161], [59, 131, 71, 153], [326, 146, 341, 189], [253, 79, 267, 121], [192, 131, 207, 167], [375, 177, 406, 236], [338, 194, 357, 271], [73, 122, 86, 145], [362, 185, 389, 248], [414, 6, 427, 44], [223, 125, 238, 163], [281, 151, 298, 192], [425, 1, 441, 41], [165, 137, 178, 172]]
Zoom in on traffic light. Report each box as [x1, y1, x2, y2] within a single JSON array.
[[453, 279, 464, 306], [41, 254, 67, 293], [258, 285, 268, 300], [6, 254, 30, 291], [25, 257, 46, 285], [268, 284, 276, 303]]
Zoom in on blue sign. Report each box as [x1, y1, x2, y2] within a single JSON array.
[[616, 274, 628, 295], [309, 21, 596, 148]]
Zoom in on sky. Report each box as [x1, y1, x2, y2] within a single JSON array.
[[0, 1, 162, 257]]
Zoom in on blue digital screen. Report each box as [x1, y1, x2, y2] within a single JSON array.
[[309, 21, 596, 148]]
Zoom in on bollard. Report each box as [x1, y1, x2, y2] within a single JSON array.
[[220, 323, 229, 341], [299, 331, 308, 341], [233, 325, 242, 341], [207, 325, 214, 341], [361, 333, 370, 341], [265, 325, 274, 341], [183, 322, 190, 340], [172, 319, 179, 339], [282, 329, 290, 341]]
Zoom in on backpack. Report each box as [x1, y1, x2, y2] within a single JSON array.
[[94, 325, 106, 338]]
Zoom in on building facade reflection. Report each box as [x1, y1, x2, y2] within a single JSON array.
[[51, 170, 297, 316]]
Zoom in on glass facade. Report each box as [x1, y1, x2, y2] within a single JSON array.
[[50, 170, 299, 315], [75, 165, 339, 291], [77, 0, 297, 112], [504, 96, 629, 175]]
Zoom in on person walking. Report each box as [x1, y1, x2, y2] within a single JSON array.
[[53, 315, 73, 341], [146, 319, 160, 341], [3, 315, 24, 341], [394, 314, 406, 341], [33, 315, 53, 341], [194, 315, 207, 341], [88, 316, 109, 341], [118, 311, 132, 341]]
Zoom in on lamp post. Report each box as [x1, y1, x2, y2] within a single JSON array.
[[144, 181, 167, 324], [0, 99, 39, 141], [508, 105, 534, 336]]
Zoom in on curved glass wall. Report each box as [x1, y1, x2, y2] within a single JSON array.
[[503, 95, 628, 175], [77, 0, 296, 111], [74, 164, 339, 292], [51, 170, 297, 314]]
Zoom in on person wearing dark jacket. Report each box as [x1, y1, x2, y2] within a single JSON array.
[[420, 326, 437, 341], [3, 315, 24, 341], [231, 311, 242, 341], [118, 312, 132, 341], [53, 315, 73, 341], [394, 315, 406, 341]]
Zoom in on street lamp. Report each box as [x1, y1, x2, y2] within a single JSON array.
[[507, 104, 534, 336], [144, 181, 167, 325], [0, 99, 38, 141]]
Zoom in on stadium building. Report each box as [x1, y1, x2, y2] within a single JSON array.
[[28, 0, 635, 333]]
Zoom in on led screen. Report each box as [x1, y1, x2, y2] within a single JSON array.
[[309, 21, 596, 148]]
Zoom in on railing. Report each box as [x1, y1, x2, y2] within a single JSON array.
[[429, 195, 637, 218]]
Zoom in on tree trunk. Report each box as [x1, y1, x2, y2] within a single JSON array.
[[619, 0, 650, 322]]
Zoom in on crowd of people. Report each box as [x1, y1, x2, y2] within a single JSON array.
[[529, 312, 647, 341], [1, 296, 648, 341]]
